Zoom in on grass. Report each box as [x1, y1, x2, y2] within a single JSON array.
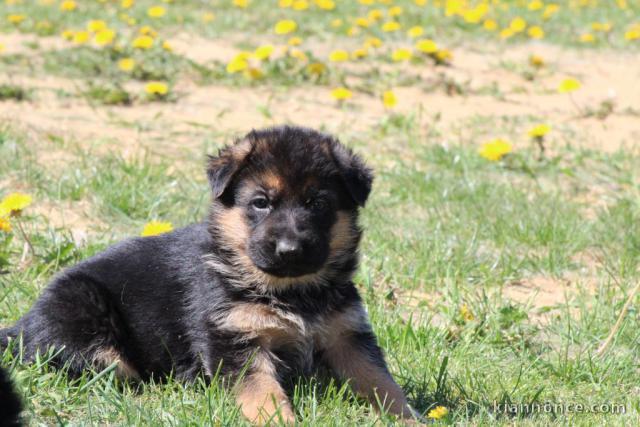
[[1, 0, 640, 425]]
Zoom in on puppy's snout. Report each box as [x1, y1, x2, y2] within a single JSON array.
[[275, 238, 302, 260]]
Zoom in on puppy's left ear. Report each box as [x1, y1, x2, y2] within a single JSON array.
[[329, 141, 374, 207], [207, 138, 254, 198]]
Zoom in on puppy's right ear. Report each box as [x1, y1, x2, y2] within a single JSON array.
[[207, 138, 254, 198]]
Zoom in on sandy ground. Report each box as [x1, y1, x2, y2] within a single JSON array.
[[1, 32, 638, 311]]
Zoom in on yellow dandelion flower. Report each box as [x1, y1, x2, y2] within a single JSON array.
[[459, 304, 475, 321], [292, 0, 309, 10], [435, 49, 453, 63], [94, 29, 116, 46], [233, 0, 249, 8], [0, 217, 11, 233], [279, 0, 293, 7], [330, 18, 343, 28], [244, 67, 264, 80], [73, 31, 90, 45], [162, 40, 172, 51], [625, 26, 640, 40], [0, 43, 4, 53], [274, 19, 297, 35], [7, 14, 26, 24], [381, 21, 401, 32], [364, 37, 383, 49], [141, 220, 173, 237], [382, 90, 397, 108], [483, 19, 497, 31], [132, 35, 154, 49], [527, 26, 544, 39], [529, 54, 545, 68], [289, 48, 307, 61], [202, 12, 215, 23], [528, 123, 551, 138], [558, 77, 581, 93], [579, 33, 595, 43], [87, 19, 107, 33], [145, 81, 169, 96], [147, 6, 166, 18], [407, 26, 424, 38], [254, 44, 274, 60], [528, 0, 544, 11], [415, 0, 427, 5], [509, 17, 527, 33], [359, 0, 374, 4], [315, 0, 335, 10], [388, 6, 403, 17], [428, 406, 449, 420], [60, 0, 77, 11], [368, 9, 383, 21], [139, 26, 157, 37], [543, 3, 560, 19], [226, 53, 250, 73], [118, 57, 135, 72], [329, 49, 349, 62], [287, 36, 302, 46], [331, 87, 352, 101], [351, 48, 368, 59], [346, 26, 360, 37], [592, 22, 612, 32], [499, 28, 514, 39], [61, 29, 75, 40], [0, 193, 32, 215], [121, 0, 134, 9], [416, 38, 438, 53], [354, 17, 370, 28], [479, 139, 512, 161], [391, 48, 412, 62]]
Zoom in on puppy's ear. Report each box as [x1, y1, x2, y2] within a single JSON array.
[[207, 138, 254, 198], [329, 141, 374, 207]]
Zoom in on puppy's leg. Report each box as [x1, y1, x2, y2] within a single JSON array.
[[235, 350, 295, 425], [322, 306, 417, 420]]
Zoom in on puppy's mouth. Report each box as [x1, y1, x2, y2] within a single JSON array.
[[252, 259, 322, 278]]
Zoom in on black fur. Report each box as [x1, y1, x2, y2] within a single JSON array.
[[0, 367, 21, 426], [0, 126, 410, 421]]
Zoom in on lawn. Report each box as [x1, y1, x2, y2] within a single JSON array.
[[1, 0, 640, 425]]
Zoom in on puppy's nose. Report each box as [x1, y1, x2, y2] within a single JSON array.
[[276, 238, 301, 259]]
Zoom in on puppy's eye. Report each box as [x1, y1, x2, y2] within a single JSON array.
[[305, 197, 327, 211], [251, 197, 270, 211]]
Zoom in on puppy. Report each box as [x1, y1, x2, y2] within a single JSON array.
[[0, 126, 417, 423]]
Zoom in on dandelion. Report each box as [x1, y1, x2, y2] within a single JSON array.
[[226, 53, 250, 73], [94, 29, 116, 46], [118, 57, 135, 72], [330, 18, 343, 28], [315, 0, 335, 10], [382, 90, 397, 109], [139, 26, 157, 37], [287, 36, 302, 46], [60, 0, 77, 11], [528, 0, 544, 10], [233, 0, 249, 8], [388, 6, 403, 17], [72, 31, 90, 45], [509, 17, 527, 33], [528, 124, 551, 138], [292, 0, 309, 10], [254, 44, 274, 60], [132, 35, 154, 49], [624, 25, 640, 40], [459, 304, 475, 321], [306, 62, 326, 75], [274, 19, 297, 35], [391, 48, 412, 62], [483, 19, 497, 31], [407, 26, 424, 38], [141, 221, 173, 237], [145, 81, 169, 96], [61, 29, 75, 40], [368, 9, 383, 21], [558, 78, 581, 93], [434, 49, 453, 64], [416, 39, 437, 53], [0, 193, 32, 216], [7, 14, 26, 24], [428, 406, 449, 420], [0, 217, 10, 233], [527, 26, 544, 39], [354, 17, 370, 28], [162, 40, 172, 51], [147, 6, 166, 18], [329, 49, 349, 62], [331, 87, 352, 101], [244, 67, 264, 80], [543, 3, 560, 19], [363, 37, 382, 49], [351, 48, 368, 59], [381, 21, 400, 32], [87, 20, 107, 33], [479, 139, 512, 161], [579, 33, 595, 43], [0, 43, 4, 53], [529, 54, 545, 68], [121, 0, 134, 9]]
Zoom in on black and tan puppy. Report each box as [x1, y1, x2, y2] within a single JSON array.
[[0, 126, 417, 423]]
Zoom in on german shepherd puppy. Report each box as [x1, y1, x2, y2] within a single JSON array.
[[0, 126, 417, 423]]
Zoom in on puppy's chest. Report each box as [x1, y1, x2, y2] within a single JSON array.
[[218, 303, 334, 354]]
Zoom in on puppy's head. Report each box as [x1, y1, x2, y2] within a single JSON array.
[[206, 126, 373, 292]]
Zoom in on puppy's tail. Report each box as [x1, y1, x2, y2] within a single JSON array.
[[0, 366, 22, 426]]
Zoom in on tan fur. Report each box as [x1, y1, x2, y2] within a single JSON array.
[[257, 171, 284, 192], [218, 303, 306, 348], [236, 352, 295, 425], [208, 208, 359, 293], [320, 304, 416, 420], [92, 347, 140, 379]]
